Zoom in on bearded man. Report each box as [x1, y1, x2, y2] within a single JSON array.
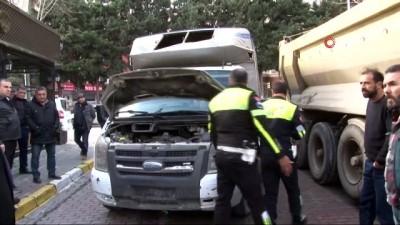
[[359, 68, 394, 225], [383, 64, 400, 224]]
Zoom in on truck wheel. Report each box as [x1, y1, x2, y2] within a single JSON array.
[[232, 198, 250, 217], [337, 124, 364, 200], [296, 135, 309, 170], [307, 122, 338, 184]]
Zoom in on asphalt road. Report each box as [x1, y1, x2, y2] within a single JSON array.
[[17, 168, 359, 224]]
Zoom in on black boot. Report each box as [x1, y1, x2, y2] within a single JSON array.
[[293, 215, 307, 225]]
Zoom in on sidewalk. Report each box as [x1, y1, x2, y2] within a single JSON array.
[[12, 127, 102, 220]]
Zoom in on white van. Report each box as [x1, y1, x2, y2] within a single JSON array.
[[92, 28, 260, 214]]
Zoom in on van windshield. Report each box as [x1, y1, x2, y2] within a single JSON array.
[[116, 97, 209, 118]]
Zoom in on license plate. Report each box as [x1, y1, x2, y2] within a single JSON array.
[[132, 186, 176, 199]]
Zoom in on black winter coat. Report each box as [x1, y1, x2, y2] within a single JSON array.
[[0, 151, 15, 224], [26, 98, 60, 144], [11, 97, 28, 127], [0, 96, 21, 144]]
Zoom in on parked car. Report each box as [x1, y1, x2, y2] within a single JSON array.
[[55, 96, 74, 131]]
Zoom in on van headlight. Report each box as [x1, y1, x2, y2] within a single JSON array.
[[207, 145, 217, 174], [95, 135, 110, 172]]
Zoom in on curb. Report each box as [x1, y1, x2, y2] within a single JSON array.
[[15, 159, 94, 220]]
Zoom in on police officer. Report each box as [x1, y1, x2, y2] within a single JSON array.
[[209, 69, 293, 225], [260, 81, 306, 225]]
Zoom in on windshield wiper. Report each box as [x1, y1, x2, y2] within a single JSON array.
[[154, 110, 209, 115], [116, 110, 149, 115], [115, 110, 165, 119]]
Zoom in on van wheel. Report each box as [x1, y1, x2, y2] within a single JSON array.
[[232, 198, 250, 217], [337, 124, 364, 200], [307, 122, 338, 184], [296, 135, 309, 169]]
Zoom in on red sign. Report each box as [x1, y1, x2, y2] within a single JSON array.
[[84, 83, 103, 92], [61, 81, 76, 91]]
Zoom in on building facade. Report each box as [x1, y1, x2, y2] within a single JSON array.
[[0, 0, 60, 99]]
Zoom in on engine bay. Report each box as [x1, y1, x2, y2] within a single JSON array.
[[107, 122, 210, 144]]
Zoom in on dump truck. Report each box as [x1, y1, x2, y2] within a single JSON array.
[[278, 0, 400, 199]]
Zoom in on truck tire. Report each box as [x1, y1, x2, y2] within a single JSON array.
[[337, 124, 365, 200], [307, 122, 338, 184], [232, 198, 250, 217], [296, 135, 309, 170]]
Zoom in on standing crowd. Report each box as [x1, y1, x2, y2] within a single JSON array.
[[209, 64, 400, 225], [0, 81, 95, 225], [2, 64, 400, 225]]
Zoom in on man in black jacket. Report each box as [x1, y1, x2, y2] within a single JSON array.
[[73, 93, 96, 160], [11, 85, 31, 174], [0, 79, 21, 170], [26, 86, 61, 184]]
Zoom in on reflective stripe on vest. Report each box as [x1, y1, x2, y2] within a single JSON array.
[[209, 88, 252, 112], [262, 98, 297, 121]]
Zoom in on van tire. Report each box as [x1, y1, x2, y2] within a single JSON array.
[[307, 122, 338, 184], [337, 124, 365, 200]]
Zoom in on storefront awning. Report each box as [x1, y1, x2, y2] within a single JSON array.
[[0, 1, 60, 65]]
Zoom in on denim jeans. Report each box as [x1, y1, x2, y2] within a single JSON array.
[[74, 126, 90, 155], [360, 159, 394, 225], [31, 143, 56, 178], [18, 127, 30, 170], [393, 206, 400, 225]]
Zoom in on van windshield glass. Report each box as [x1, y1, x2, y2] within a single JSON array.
[[116, 97, 209, 118], [204, 70, 230, 87]]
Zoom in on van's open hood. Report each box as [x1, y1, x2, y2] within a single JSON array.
[[101, 68, 225, 116]]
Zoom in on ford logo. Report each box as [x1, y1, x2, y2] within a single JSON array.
[[142, 161, 163, 171]]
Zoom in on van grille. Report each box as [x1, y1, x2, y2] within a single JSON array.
[[114, 146, 202, 177], [116, 150, 197, 157]]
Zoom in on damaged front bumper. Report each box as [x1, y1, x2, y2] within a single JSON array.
[[91, 168, 241, 210]]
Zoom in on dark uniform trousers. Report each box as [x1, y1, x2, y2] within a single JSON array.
[[214, 151, 265, 225], [261, 150, 302, 224]]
